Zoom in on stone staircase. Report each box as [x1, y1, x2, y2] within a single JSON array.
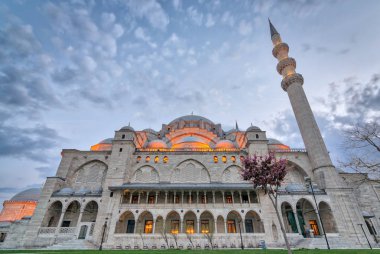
[[45, 239, 97, 250]]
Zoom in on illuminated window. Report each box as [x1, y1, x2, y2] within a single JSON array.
[[231, 156, 236, 163], [132, 195, 138, 204], [201, 220, 210, 233], [136, 156, 141, 163], [154, 156, 159, 163], [148, 196, 155, 204], [213, 156, 218, 163], [186, 220, 194, 234], [222, 156, 227, 163], [144, 220, 153, 234], [174, 195, 180, 204], [227, 220, 237, 233], [145, 156, 150, 162], [163, 156, 169, 163], [171, 220, 179, 234], [226, 195, 233, 204]]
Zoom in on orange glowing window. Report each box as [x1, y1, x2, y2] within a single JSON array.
[[213, 156, 218, 163], [231, 156, 236, 163], [226, 195, 233, 204], [154, 156, 159, 163], [222, 156, 227, 163], [186, 220, 194, 234], [163, 156, 169, 163], [137, 156, 141, 163], [171, 220, 179, 234], [227, 220, 236, 233], [148, 196, 155, 204], [201, 220, 210, 233], [144, 220, 153, 234], [145, 156, 150, 162]]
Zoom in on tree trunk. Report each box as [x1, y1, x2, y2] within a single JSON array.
[[269, 194, 293, 254]]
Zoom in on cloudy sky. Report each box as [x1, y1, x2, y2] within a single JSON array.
[[0, 0, 379, 208]]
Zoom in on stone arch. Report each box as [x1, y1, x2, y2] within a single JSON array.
[[132, 165, 159, 183], [171, 159, 210, 183], [63, 200, 81, 227], [200, 210, 215, 233], [136, 211, 154, 234], [319, 201, 338, 233], [41, 201, 62, 227], [217, 215, 225, 233], [281, 202, 298, 233], [245, 210, 264, 233], [165, 210, 180, 233], [283, 161, 308, 186], [70, 160, 108, 192], [297, 198, 319, 237], [183, 210, 197, 234], [81, 201, 98, 222], [226, 210, 242, 233], [155, 215, 164, 234], [115, 211, 135, 233], [221, 165, 244, 183]]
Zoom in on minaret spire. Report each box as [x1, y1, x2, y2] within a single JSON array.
[[235, 121, 239, 131], [268, 21, 340, 189]]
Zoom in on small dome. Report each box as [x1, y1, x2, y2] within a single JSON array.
[[99, 138, 113, 144], [57, 188, 74, 195], [268, 138, 284, 145], [226, 129, 238, 134], [215, 140, 236, 149], [147, 139, 168, 149], [120, 125, 135, 131], [285, 183, 307, 192], [11, 188, 41, 201], [246, 125, 261, 132]]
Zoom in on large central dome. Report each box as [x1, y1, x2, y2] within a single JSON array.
[[169, 115, 214, 125]]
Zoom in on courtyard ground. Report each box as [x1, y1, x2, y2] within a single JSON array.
[[0, 249, 379, 254]]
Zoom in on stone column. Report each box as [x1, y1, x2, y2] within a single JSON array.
[[232, 192, 234, 205], [76, 210, 84, 236], [199, 219, 202, 233], [239, 191, 242, 204], [189, 191, 192, 204], [247, 191, 251, 205], [174, 191, 177, 203], [204, 191, 207, 204], [181, 191, 184, 205], [164, 191, 168, 206], [146, 191, 149, 204], [222, 191, 225, 208], [155, 192, 158, 204], [196, 191, 199, 205], [214, 220, 218, 234], [293, 209, 302, 235], [152, 217, 156, 234], [55, 208, 66, 236], [129, 191, 133, 204], [180, 218, 183, 233], [212, 191, 215, 205], [224, 220, 227, 234], [138, 192, 141, 204]]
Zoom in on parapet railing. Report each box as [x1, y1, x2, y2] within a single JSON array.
[[136, 148, 241, 153], [269, 148, 307, 153]]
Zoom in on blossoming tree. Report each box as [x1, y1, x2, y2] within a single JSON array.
[[241, 153, 292, 254]]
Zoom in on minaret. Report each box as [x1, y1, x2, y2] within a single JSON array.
[[268, 19, 340, 188]]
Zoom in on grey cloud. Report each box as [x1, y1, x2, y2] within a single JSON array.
[[0, 124, 62, 162], [126, 0, 170, 30]]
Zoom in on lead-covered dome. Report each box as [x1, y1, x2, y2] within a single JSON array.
[[11, 188, 41, 201], [246, 125, 261, 132], [146, 140, 168, 149], [169, 115, 214, 125], [171, 136, 211, 149], [215, 140, 236, 149], [120, 125, 135, 131]]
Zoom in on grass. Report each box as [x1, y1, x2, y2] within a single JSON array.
[[0, 249, 378, 254]]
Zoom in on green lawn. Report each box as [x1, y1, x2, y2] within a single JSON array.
[[0, 250, 378, 254]]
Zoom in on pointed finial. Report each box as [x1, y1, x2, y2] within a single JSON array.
[[268, 18, 279, 38], [235, 121, 239, 131]]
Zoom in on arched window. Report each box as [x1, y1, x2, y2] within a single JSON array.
[[222, 156, 227, 163], [154, 156, 159, 163], [163, 156, 169, 163], [145, 156, 150, 162], [214, 156, 218, 163], [136, 156, 141, 163], [231, 156, 236, 163]]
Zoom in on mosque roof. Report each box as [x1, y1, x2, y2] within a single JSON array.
[[99, 138, 113, 144], [268, 138, 284, 145], [169, 115, 214, 125], [246, 125, 261, 132], [10, 188, 41, 201], [120, 125, 135, 131]]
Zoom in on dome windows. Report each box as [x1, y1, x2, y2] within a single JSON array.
[[163, 156, 169, 163]]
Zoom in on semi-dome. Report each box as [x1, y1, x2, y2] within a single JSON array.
[[215, 140, 236, 149], [99, 138, 113, 144], [169, 115, 214, 125], [172, 135, 211, 149], [268, 138, 283, 144], [11, 188, 41, 201], [147, 139, 168, 149], [246, 125, 261, 132]]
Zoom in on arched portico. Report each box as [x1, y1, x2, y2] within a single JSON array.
[[81, 201, 98, 222], [245, 210, 264, 233], [226, 211, 242, 233], [183, 211, 197, 234], [199, 211, 214, 233], [319, 201, 338, 233], [115, 211, 135, 233], [62, 201, 80, 227], [41, 201, 62, 227], [281, 202, 298, 233], [217, 215, 225, 233], [297, 198, 319, 236], [165, 211, 180, 234], [137, 211, 154, 234]]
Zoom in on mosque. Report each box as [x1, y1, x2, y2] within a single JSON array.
[[1, 21, 380, 250]]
